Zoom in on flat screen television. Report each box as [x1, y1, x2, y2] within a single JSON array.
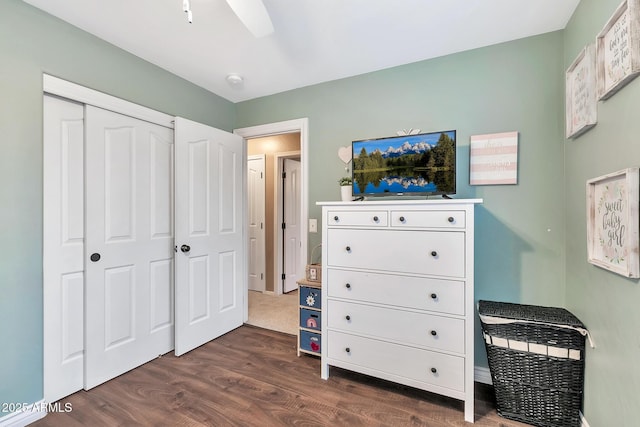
[[352, 130, 456, 197]]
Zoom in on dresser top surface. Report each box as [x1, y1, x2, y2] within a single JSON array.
[[316, 199, 483, 207]]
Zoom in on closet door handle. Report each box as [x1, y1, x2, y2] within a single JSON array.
[[430, 251, 438, 257], [345, 315, 351, 321], [90, 253, 101, 262], [430, 330, 437, 336], [345, 283, 351, 289], [345, 246, 351, 252], [180, 244, 191, 253]]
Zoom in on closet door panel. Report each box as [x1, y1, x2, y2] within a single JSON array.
[[43, 95, 85, 403], [84, 106, 174, 389], [174, 117, 245, 356]]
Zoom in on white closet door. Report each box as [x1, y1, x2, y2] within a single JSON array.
[[247, 155, 266, 292], [84, 106, 174, 389], [174, 117, 245, 356], [283, 158, 302, 293], [43, 95, 85, 402]]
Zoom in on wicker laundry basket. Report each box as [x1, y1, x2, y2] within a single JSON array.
[[478, 300, 589, 427]]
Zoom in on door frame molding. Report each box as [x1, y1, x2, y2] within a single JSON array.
[[43, 74, 174, 129], [234, 119, 309, 315]]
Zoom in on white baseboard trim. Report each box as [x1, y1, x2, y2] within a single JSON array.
[[474, 366, 493, 385], [580, 411, 590, 427], [0, 400, 46, 427]]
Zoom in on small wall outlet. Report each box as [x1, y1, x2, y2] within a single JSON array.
[[309, 218, 318, 233]]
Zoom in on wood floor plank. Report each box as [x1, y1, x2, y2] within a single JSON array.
[[34, 325, 530, 427]]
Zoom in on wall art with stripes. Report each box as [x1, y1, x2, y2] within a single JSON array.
[[469, 131, 518, 186]]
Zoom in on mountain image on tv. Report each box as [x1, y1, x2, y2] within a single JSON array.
[[352, 130, 456, 195]]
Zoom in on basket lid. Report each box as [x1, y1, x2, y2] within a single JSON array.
[[478, 300, 585, 329]]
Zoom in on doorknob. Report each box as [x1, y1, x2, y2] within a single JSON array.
[[180, 244, 191, 253], [90, 253, 101, 262]]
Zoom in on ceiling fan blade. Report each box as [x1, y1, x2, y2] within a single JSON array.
[[225, 0, 274, 38]]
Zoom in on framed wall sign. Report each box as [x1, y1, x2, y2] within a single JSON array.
[[566, 44, 598, 139], [596, 0, 640, 100], [586, 168, 640, 278], [469, 131, 518, 185]]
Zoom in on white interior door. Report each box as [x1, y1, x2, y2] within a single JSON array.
[[247, 155, 266, 292], [43, 95, 85, 402], [283, 158, 302, 293], [84, 106, 175, 389], [174, 117, 245, 356]]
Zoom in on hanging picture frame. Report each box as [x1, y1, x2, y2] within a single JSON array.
[[469, 131, 518, 185], [566, 44, 598, 139], [586, 168, 640, 278], [596, 0, 640, 100]]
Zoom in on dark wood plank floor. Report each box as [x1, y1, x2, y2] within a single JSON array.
[[34, 325, 528, 426]]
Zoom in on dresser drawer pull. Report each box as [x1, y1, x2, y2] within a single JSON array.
[[431, 367, 437, 374], [345, 315, 351, 321], [334, 215, 339, 221], [345, 347, 351, 353], [430, 293, 437, 299], [373, 215, 379, 222], [430, 330, 438, 336], [448, 216, 454, 223], [346, 246, 351, 252], [430, 251, 438, 257], [399, 216, 405, 222], [345, 283, 351, 289]]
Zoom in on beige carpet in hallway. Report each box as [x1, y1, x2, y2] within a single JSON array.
[[246, 290, 298, 335]]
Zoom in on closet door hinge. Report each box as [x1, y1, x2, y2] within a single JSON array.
[[282, 171, 286, 179], [281, 222, 286, 229], [281, 273, 286, 280]]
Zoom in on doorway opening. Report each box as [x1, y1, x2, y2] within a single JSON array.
[[235, 119, 309, 335]]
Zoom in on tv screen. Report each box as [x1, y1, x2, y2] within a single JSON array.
[[352, 130, 456, 197]]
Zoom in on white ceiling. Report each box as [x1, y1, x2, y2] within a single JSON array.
[[23, 0, 580, 103]]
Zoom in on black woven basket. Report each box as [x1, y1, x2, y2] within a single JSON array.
[[478, 300, 587, 427]]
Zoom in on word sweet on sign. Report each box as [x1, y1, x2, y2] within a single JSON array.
[[566, 44, 597, 139], [469, 131, 518, 186], [587, 168, 640, 278], [596, 0, 640, 100]]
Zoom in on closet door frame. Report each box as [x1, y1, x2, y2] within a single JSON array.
[[43, 75, 175, 128], [42, 74, 248, 401]]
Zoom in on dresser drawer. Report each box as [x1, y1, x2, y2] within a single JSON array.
[[391, 210, 465, 229], [327, 210, 388, 227], [326, 269, 464, 315], [327, 229, 465, 277], [327, 300, 464, 353], [327, 330, 464, 392]]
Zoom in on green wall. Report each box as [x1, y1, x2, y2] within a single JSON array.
[[564, 1, 640, 425], [0, 0, 234, 408], [237, 31, 568, 368]]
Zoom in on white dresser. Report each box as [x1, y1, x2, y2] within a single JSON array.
[[317, 199, 481, 423]]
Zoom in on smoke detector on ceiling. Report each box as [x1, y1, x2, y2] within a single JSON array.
[[226, 74, 244, 88]]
